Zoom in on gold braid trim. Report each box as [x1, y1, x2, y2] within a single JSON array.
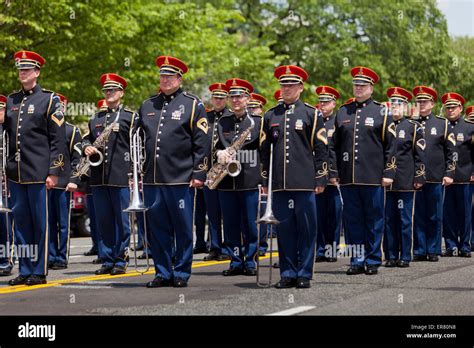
[[385, 156, 397, 171], [316, 162, 329, 178], [415, 164, 426, 178], [195, 157, 209, 172], [50, 154, 65, 171]]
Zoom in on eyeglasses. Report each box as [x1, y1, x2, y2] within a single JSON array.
[[102, 88, 120, 95]]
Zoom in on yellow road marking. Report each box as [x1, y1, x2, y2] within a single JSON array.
[[0, 252, 279, 295]]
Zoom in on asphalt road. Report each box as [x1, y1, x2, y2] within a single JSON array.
[[0, 236, 473, 316]]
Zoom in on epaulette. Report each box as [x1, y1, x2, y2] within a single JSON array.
[[65, 121, 75, 127], [435, 115, 447, 120], [183, 91, 200, 101], [465, 118, 474, 124], [42, 89, 54, 94], [265, 104, 280, 112], [339, 100, 355, 109], [250, 112, 263, 118], [407, 119, 422, 127], [304, 102, 316, 110], [122, 107, 135, 114], [373, 100, 382, 105], [8, 90, 21, 97]]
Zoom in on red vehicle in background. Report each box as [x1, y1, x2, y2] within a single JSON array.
[[70, 190, 91, 237]]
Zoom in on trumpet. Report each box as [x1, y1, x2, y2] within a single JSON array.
[[256, 138, 279, 288], [0, 130, 11, 214], [123, 127, 150, 274]]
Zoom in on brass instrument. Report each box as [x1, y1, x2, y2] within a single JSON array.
[[74, 110, 120, 177], [123, 127, 150, 274], [256, 132, 279, 288], [0, 130, 11, 213], [206, 111, 255, 190]]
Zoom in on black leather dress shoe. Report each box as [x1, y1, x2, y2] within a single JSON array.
[[48, 262, 54, 269], [222, 267, 244, 276], [8, 275, 28, 286], [95, 265, 113, 275], [314, 256, 327, 263], [216, 254, 231, 261], [243, 268, 257, 276], [0, 267, 13, 276], [459, 251, 472, 258], [51, 262, 68, 270], [397, 260, 410, 268], [146, 277, 172, 288], [413, 255, 427, 262], [384, 260, 397, 268], [427, 254, 439, 262], [365, 265, 379, 275], [193, 246, 209, 254], [296, 278, 311, 288], [203, 251, 219, 261], [326, 257, 337, 262], [275, 278, 297, 289], [173, 278, 188, 287], [83, 248, 98, 256], [92, 258, 104, 265], [273, 262, 280, 268], [110, 265, 126, 275], [442, 249, 456, 257], [346, 266, 365, 275], [25, 275, 47, 286]]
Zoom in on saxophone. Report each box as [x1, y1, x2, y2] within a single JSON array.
[[73, 110, 120, 178], [206, 112, 255, 190]]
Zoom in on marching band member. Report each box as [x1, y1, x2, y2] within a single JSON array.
[[441, 92, 473, 258], [82, 73, 137, 276], [48, 94, 82, 270], [314, 85, 342, 263], [5, 50, 67, 286], [466, 105, 474, 252], [214, 78, 263, 276], [262, 65, 328, 288], [329, 66, 397, 276], [203, 83, 231, 262], [383, 87, 425, 268], [138, 56, 210, 288], [412, 86, 456, 262]]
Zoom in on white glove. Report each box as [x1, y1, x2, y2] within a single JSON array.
[[217, 149, 232, 164]]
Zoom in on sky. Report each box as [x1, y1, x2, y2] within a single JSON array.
[[437, 0, 474, 37]]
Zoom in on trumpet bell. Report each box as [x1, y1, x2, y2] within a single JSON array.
[[227, 160, 241, 177]]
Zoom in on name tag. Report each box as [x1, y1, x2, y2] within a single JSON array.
[[343, 120, 351, 124], [147, 112, 155, 117]]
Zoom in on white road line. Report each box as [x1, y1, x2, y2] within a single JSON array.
[[267, 306, 316, 316], [69, 245, 92, 249]]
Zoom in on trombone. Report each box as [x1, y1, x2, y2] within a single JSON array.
[[123, 127, 150, 274], [256, 139, 279, 288]]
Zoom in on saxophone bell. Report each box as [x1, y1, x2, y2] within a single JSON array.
[[227, 160, 241, 177], [88, 151, 103, 167]]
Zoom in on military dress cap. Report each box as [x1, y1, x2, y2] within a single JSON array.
[[412, 85, 438, 102], [274, 89, 283, 102], [56, 93, 68, 106], [387, 87, 412, 103], [155, 55, 188, 76], [274, 65, 308, 85], [209, 83, 229, 98], [97, 99, 108, 111], [14, 50, 45, 69], [225, 78, 254, 96], [315, 85, 340, 102], [0, 95, 6, 108], [441, 92, 465, 107], [100, 73, 127, 90], [465, 105, 474, 118], [351, 66, 379, 85], [248, 93, 267, 108]]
